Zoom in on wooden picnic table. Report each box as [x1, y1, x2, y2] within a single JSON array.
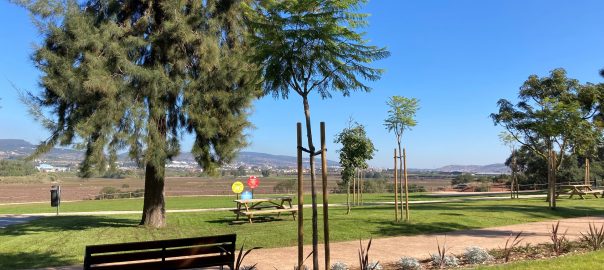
[[556, 184, 603, 199], [233, 196, 297, 223]]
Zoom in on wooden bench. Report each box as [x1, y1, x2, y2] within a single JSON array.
[[84, 234, 236, 270], [240, 208, 298, 217]]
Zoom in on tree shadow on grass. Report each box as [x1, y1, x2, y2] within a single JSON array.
[[0, 251, 76, 270], [0, 215, 136, 236]]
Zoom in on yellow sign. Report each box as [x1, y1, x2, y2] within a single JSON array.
[[231, 181, 244, 194]]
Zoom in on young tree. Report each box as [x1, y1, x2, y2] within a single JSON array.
[[384, 96, 418, 222], [499, 131, 519, 198], [491, 68, 601, 209], [334, 121, 376, 214], [245, 1, 389, 268], [18, 0, 260, 227]]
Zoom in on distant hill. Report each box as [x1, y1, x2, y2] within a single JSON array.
[[434, 163, 510, 174], [0, 139, 339, 167]]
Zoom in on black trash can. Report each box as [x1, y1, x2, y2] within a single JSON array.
[[50, 185, 61, 207]]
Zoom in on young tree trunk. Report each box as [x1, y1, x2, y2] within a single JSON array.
[[346, 180, 351, 214], [302, 96, 319, 269], [320, 122, 330, 270], [140, 161, 166, 227]]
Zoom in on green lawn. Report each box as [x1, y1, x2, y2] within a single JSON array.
[[0, 197, 602, 269], [476, 250, 604, 269], [0, 192, 536, 215]]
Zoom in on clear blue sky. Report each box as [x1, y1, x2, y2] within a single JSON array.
[[1, 1, 604, 169]]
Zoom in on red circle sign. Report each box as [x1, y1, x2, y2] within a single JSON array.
[[247, 176, 260, 189]]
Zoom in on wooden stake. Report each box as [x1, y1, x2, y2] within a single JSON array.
[[394, 149, 398, 221], [403, 148, 410, 221], [360, 169, 363, 205], [320, 122, 330, 270], [296, 123, 304, 268], [585, 158, 589, 185], [353, 168, 357, 206]]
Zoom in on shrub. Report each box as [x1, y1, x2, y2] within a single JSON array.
[[273, 179, 296, 193], [0, 160, 37, 176], [581, 223, 604, 251], [121, 184, 130, 189], [430, 254, 458, 268], [464, 246, 493, 264], [368, 261, 382, 270], [331, 261, 348, 270], [397, 256, 421, 270], [408, 184, 426, 193], [550, 221, 569, 255]]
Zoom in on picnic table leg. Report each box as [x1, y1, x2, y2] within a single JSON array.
[[235, 203, 241, 221]]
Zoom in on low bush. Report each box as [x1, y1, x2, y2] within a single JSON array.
[[463, 246, 493, 264], [397, 256, 420, 270], [430, 254, 458, 268], [331, 261, 348, 270]]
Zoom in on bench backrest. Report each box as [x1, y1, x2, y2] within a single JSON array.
[[84, 234, 236, 270]]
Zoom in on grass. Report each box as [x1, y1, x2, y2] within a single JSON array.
[[476, 249, 604, 269], [1, 197, 603, 269], [0, 192, 535, 215]]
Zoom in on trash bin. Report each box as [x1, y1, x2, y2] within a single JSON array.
[[50, 186, 61, 207]]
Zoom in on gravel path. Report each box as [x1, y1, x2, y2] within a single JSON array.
[[247, 216, 604, 269]]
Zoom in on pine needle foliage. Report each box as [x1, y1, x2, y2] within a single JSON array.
[[16, 0, 261, 227]]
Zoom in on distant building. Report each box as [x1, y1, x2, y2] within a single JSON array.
[[36, 164, 69, 172]]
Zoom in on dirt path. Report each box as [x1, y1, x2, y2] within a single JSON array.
[[247, 216, 604, 269], [27, 215, 604, 269]]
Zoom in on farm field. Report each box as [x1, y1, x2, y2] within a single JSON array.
[[0, 174, 453, 203], [0, 197, 602, 269]]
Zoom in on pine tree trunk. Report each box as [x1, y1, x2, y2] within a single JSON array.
[[302, 96, 319, 269], [140, 161, 166, 228]]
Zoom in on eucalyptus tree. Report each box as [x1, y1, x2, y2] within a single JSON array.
[[17, 0, 260, 227], [384, 96, 418, 221], [491, 68, 601, 209], [334, 121, 376, 214], [245, 0, 389, 267]]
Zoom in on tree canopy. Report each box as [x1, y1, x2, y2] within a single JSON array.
[[491, 68, 602, 168], [18, 0, 260, 227]]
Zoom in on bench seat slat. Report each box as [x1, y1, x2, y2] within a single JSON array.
[[240, 208, 298, 215], [88, 245, 234, 265], [86, 234, 235, 253], [90, 254, 233, 270]]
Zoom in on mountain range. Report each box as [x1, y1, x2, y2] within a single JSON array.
[[0, 139, 339, 168], [0, 139, 508, 172]]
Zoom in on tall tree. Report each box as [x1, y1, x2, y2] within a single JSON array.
[[491, 68, 601, 209], [384, 96, 418, 222], [334, 121, 376, 214], [18, 0, 260, 227], [245, 1, 389, 268]]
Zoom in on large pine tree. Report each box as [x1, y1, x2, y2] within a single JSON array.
[[19, 0, 260, 228]]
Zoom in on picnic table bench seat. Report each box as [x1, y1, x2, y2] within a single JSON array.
[[84, 234, 236, 270], [240, 207, 298, 216]]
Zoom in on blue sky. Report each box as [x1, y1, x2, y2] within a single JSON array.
[[1, 1, 604, 169]]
